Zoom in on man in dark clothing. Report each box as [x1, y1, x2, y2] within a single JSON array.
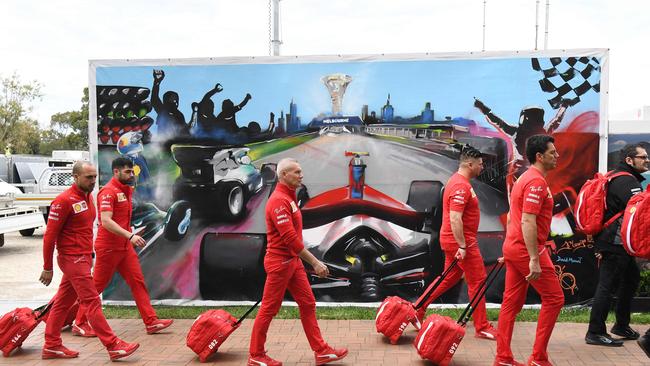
[[586, 143, 649, 347]]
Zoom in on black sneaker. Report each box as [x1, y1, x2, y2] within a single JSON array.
[[585, 332, 624, 347], [637, 335, 650, 358], [611, 324, 640, 340]]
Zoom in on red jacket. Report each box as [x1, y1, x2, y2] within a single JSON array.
[[95, 177, 133, 251], [42, 184, 96, 270], [265, 182, 305, 258]]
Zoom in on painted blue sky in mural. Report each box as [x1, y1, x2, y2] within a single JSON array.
[[96, 56, 601, 131]]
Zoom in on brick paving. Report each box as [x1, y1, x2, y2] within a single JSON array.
[[0, 319, 648, 365]]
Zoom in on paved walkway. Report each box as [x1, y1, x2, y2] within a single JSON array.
[[0, 319, 647, 365]]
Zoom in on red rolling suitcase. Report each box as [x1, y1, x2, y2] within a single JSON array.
[[376, 258, 459, 344], [375, 296, 418, 344], [0, 303, 51, 357], [414, 260, 504, 366], [187, 300, 261, 362]]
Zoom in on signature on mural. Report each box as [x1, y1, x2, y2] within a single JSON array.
[[555, 256, 583, 265], [557, 239, 593, 253], [554, 264, 578, 295]]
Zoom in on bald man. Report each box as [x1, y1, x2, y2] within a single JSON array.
[[247, 158, 348, 366], [40, 162, 139, 361]]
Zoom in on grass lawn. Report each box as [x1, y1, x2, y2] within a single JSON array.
[[103, 305, 650, 324]]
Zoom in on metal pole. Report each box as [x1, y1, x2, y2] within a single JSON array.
[[535, 0, 540, 50], [482, 0, 486, 51], [544, 0, 550, 49], [271, 0, 282, 56]]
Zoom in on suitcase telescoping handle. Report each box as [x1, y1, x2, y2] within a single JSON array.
[[34, 302, 54, 320], [234, 299, 262, 326], [457, 260, 504, 326], [413, 257, 460, 310]]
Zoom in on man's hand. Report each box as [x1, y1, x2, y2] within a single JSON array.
[[215, 83, 223, 92], [130, 234, 146, 248], [245, 93, 252, 100], [312, 260, 329, 278], [473, 98, 490, 115], [455, 247, 466, 260], [525, 257, 541, 281], [39, 270, 53, 286], [153, 69, 165, 82], [298, 249, 328, 278]]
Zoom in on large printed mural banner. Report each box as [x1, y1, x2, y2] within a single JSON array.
[[90, 50, 606, 305]]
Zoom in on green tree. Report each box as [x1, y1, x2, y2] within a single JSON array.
[[38, 129, 68, 155], [0, 73, 42, 154], [10, 120, 42, 154], [42, 88, 89, 154]]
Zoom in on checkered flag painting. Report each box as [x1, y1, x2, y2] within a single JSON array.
[[531, 57, 601, 109]]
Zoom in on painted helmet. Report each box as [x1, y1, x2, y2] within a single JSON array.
[[117, 131, 143, 156]]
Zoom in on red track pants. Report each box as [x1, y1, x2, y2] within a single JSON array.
[[45, 254, 117, 348], [75, 246, 157, 326], [415, 246, 491, 332], [249, 255, 328, 356], [496, 246, 564, 363]]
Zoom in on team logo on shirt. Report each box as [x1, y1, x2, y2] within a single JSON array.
[[72, 201, 88, 214], [525, 189, 541, 204], [452, 189, 466, 204], [529, 186, 543, 193], [290, 201, 298, 213], [525, 197, 540, 204], [452, 196, 465, 204], [100, 194, 112, 209], [117, 192, 127, 202], [470, 188, 476, 198], [276, 213, 289, 225]]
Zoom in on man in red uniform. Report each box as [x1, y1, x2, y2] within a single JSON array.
[[39, 161, 139, 360], [248, 158, 348, 366], [415, 146, 498, 340], [494, 135, 564, 366], [73, 157, 173, 337]]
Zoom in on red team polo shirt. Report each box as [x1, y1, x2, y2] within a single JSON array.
[[265, 182, 305, 258], [504, 166, 554, 254], [439, 172, 481, 251], [42, 184, 96, 271], [95, 177, 133, 252]]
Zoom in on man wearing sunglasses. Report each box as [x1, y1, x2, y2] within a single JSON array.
[[586, 143, 649, 347]]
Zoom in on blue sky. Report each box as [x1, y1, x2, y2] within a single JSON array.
[[96, 55, 601, 130], [2, 0, 645, 127]]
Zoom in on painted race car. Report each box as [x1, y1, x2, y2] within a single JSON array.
[[198, 150, 446, 302], [171, 144, 266, 221], [299, 151, 443, 301]]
